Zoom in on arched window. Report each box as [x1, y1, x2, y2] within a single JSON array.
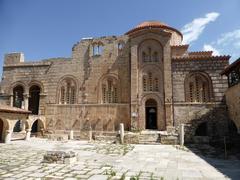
[[185, 73, 212, 102], [13, 85, 24, 108], [59, 78, 77, 104], [142, 73, 159, 92], [102, 77, 118, 103], [93, 42, 104, 56], [141, 45, 161, 63]]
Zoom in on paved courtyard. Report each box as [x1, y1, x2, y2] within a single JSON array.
[[0, 138, 240, 180]]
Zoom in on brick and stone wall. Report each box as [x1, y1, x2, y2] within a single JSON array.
[[172, 58, 230, 142]]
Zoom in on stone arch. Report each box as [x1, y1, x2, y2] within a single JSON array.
[[140, 94, 165, 130], [28, 80, 44, 93], [13, 120, 22, 132], [57, 75, 79, 104], [97, 73, 121, 103], [184, 71, 213, 102], [0, 118, 10, 142], [138, 39, 163, 64], [10, 81, 27, 94], [31, 118, 45, 134]]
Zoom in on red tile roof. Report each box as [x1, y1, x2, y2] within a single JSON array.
[[172, 55, 230, 61], [125, 21, 182, 38]]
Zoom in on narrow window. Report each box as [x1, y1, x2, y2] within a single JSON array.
[[153, 52, 158, 62], [60, 86, 65, 104], [154, 78, 159, 91], [142, 52, 147, 62], [189, 82, 193, 102], [70, 86, 76, 104], [102, 84, 106, 103], [107, 80, 112, 103], [113, 87, 117, 103], [143, 77, 147, 91], [149, 73, 153, 91], [66, 82, 71, 104]]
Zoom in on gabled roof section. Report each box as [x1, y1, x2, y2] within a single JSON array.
[[221, 58, 240, 75]]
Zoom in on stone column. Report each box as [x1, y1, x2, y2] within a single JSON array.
[[21, 120, 26, 133], [179, 124, 184, 146], [69, 130, 74, 140], [25, 129, 31, 141], [24, 93, 29, 110], [10, 94, 13, 107], [4, 130, 12, 144], [119, 123, 124, 144]]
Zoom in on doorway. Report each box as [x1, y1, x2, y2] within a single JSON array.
[[28, 85, 40, 115], [145, 99, 157, 129]]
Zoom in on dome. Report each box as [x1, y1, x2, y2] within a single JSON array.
[[125, 20, 182, 38]]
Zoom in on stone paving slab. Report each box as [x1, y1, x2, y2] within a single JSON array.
[[0, 138, 239, 179]]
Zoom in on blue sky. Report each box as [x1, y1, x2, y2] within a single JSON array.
[[1, 0, 240, 76]]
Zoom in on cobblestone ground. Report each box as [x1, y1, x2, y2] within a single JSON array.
[[0, 138, 240, 180]]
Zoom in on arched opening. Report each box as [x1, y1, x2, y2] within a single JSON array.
[[28, 85, 40, 115], [195, 122, 208, 136], [0, 119, 3, 142], [145, 99, 157, 129], [13, 85, 24, 108], [31, 119, 44, 136], [13, 120, 22, 132]]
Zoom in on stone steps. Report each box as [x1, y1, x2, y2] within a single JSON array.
[[139, 133, 161, 144]]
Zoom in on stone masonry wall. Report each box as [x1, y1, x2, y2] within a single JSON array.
[[172, 59, 230, 142], [225, 83, 240, 131]]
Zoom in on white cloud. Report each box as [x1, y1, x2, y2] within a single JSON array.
[[182, 12, 220, 44], [203, 29, 240, 60], [203, 44, 220, 55], [216, 29, 240, 48]]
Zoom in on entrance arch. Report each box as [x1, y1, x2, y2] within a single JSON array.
[[31, 119, 44, 136], [145, 99, 157, 129], [28, 85, 40, 115], [0, 119, 3, 142]]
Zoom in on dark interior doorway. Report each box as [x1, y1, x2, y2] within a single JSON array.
[[13, 85, 24, 108], [28, 85, 40, 115], [31, 120, 38, 133], [13, 120, 22, 132], [0, 119, 3, 142], [145, 99, 157, 129], [195, 122, 208, 136]]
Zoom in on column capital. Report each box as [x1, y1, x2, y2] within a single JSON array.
[[23, 93, 29, 98], [26, 128, 32, 132]]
